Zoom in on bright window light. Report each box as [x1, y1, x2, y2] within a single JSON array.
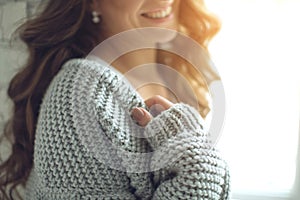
[[206, 0, 300, 198]]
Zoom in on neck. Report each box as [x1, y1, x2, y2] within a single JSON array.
[[111, 49, 156, 74], [110, 49, 175, 101]]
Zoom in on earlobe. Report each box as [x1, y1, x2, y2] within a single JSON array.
[[90, 0, 102, 13]]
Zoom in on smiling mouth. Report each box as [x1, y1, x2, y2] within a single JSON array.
[[142, 6, 172, 19]]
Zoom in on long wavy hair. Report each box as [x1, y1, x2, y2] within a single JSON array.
[[159, 0, 221, 117], [0, 0, 220, 199]]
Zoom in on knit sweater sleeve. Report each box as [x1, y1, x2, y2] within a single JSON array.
[[78, 58, 231, 199], [38, 58, 230, 199], [145, 103, 230, 199]]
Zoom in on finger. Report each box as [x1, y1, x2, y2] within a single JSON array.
[[144, 95, 173, 110], [131, 107, 152, 127]]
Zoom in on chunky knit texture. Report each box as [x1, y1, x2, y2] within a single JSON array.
[[25, 58, 230, 199]]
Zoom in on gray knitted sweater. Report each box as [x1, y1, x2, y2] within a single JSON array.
[[25, 58, 230, 199]]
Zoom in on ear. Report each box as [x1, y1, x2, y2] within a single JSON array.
[[90, 0, 101, 13]]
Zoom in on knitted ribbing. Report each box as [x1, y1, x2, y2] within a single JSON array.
[[25, 58, 230, 199]]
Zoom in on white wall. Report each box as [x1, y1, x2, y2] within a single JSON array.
[[0, 0, 41, 160], [206, 0, 300, 199]]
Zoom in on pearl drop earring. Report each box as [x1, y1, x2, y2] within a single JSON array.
[[92, 11, 100, 24]]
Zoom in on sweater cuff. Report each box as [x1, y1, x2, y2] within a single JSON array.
[[144, 103, 206, 149]]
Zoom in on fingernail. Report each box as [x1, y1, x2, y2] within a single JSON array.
[[149, 104, 165, 117], [131, 108, 144, 121]]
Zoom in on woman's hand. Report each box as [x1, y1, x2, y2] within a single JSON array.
[[131, 95, 174, 127]]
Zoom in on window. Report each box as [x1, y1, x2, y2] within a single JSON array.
[[206, 0, 300, 199]]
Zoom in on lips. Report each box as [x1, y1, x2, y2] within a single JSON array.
[[142, 6, 172, 19]]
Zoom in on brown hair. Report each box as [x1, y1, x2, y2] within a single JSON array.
[[0, 0, 99, 199], [156, 0, 221, 117], [0, 0, 220, 199]]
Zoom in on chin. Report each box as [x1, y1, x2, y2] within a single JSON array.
[[133, 26, 178, 45]]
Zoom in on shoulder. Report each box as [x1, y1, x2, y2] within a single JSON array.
[[61, 58, 115, 77], [50, 58, 124, 92], [42, 58, 124, 110]]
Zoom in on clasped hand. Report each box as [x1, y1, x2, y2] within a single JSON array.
[[131, 95, 173, 127]]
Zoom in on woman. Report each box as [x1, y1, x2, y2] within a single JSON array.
[[0, 0, 230, 199]]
